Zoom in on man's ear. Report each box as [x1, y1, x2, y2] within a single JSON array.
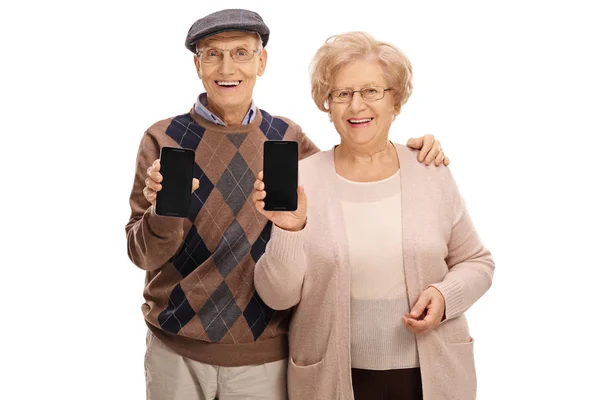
[[194, 55, 202, 79], [257, 49, 268, 76]]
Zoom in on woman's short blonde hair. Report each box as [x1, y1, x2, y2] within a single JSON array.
[[310, 31, 413, 112]]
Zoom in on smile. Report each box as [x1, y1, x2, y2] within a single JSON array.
[[348, 118, 374, 127], [215, 80, 242, 87]]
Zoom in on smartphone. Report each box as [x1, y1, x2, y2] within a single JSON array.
[[263, 140, 299, 211], [155, 146, 195, 218]]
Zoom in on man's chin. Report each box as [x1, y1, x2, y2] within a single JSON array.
[[219, 100, 250, 111], [213, 98, 248, 111]]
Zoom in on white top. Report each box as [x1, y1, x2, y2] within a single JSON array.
[[338, 169, 419, 370]]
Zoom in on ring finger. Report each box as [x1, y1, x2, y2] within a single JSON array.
[[434, 150, 445, 166], [253, 190, 266, 202], [145, 177, 162, 192]]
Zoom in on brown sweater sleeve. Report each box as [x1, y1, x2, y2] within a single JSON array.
[[125, 131, 185, 271], [298, 127, 320, 160], [278, 117, 320, 160]]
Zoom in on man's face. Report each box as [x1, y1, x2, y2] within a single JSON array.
[[194, 32, 267, 118]]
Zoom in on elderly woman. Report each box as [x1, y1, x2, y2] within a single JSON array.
[[252, 32, 494, 400]]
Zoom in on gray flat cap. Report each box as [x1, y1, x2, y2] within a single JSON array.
[[185, 9, 270, 53]]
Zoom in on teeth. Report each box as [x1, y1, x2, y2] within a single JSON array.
[[349, 118, 372, 123], [217, 81, 240, 86]]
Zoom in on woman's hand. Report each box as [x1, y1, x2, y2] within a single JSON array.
[[252, 171, 307, 232], [403, 286, 446, 334]]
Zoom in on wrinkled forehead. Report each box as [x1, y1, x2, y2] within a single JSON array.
[[332, 59, 389, 89], [198, 31, 259, 50]]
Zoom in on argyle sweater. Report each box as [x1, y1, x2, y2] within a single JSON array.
[[125, 107, 319, 366]]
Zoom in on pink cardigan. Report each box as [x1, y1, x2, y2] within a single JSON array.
[[254, 144, 495, 400]]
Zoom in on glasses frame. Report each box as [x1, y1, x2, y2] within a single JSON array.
[[195, 47, 261, 64], [329, 86, 392, 103]]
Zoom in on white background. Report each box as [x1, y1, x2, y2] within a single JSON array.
[[1, 0, 599, 399]]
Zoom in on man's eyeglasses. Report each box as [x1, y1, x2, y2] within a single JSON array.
[[196, 47, 260, 64], [329, 86, 392, 103]]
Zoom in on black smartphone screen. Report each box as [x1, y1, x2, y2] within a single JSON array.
[[155, 146, 195, 218], [263, 140, 299, 211]]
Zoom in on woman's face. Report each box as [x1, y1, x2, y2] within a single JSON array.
[[329, 59, 398, 148]]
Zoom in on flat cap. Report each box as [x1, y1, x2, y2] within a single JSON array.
[[185, 9, 270, 53]]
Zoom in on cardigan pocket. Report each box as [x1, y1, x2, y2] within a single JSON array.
[[288, 357, 333, 400], [446, 337, 475, 364], [432, 337, 477, 400], [289, 355, 325, 368]]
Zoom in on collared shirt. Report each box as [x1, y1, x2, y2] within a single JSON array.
[[194, 92, 257, 126]]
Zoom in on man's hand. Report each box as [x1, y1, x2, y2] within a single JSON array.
[[403, 286, 446, 334], [406, 134, 450, 166], [143, 159, 200, 205]]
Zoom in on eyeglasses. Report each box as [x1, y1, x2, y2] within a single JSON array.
[[195, 47, 260, 64], [329, 86, 392, 103]]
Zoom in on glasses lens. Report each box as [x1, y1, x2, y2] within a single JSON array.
[[232, 48, 253, 61], [202, 49, 222, 63], [332, 90, 353, 103], [361, 87, 384, 100]]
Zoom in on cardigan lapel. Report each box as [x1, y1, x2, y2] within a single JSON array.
[[395, 144, 425, 307], [323, 147, 353, 397]]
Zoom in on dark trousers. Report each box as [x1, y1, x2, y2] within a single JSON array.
[[351, 367, 423, 400]]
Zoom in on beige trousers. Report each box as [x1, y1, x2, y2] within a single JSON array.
[[144, 332, 287, 400]]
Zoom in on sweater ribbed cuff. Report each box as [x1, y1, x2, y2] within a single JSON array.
[[268, 223, 306, 264], [429, 279, 464, 321]]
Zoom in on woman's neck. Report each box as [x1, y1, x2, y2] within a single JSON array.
[[334, 141, 399, 182]]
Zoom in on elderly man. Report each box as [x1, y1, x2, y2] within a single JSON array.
[[125, 8, 448, 400]]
